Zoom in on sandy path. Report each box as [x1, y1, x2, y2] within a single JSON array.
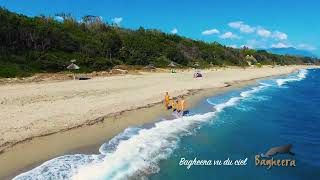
[[0, 66, 307, 152]]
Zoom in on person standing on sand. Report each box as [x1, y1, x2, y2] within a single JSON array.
[[179, 96, 188, 116], [179, 97, 185, 111], [164, 92, 170, 109], [171, 98, 177, 112]]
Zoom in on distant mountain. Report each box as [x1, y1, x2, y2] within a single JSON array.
[[266, 47, 317, 58]]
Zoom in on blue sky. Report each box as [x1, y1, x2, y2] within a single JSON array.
[[1, 0, 319, 56]]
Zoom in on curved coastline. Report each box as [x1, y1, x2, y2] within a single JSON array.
[[0, 65, 316, 179]]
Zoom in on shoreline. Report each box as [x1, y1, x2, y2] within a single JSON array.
[[0, 65, 315, 179], [0, 78, 259, 180], [0, 66, 304, 154]]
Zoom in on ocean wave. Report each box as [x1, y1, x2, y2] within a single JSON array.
[[235, 105, 256, 112], [14, 114, 218, 180], [71, 112, 219, 180], [213, 85, 267, 112], [276, 69, 308, 86], [14, 86, 263, 180], [13, 154, 104, 180], [99, 127, 142, 155]]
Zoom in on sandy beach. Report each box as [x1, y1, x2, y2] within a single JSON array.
[[0, 66, 310, 154], [1, 1, 319, 179], [0, 81, 247, 179], [0, 65, 316, 179]]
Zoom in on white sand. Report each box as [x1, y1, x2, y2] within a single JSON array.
[[0, 66, 309, 152]]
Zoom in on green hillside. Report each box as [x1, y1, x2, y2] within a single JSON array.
[[0, 8, 317, 77]]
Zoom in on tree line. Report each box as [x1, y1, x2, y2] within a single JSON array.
[[0, 7, 318, 77]]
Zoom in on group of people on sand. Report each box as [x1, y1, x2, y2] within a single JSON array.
[[164, 92, 189, 116]]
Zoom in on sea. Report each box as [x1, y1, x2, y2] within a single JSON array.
[[13, 68, 320, 180]]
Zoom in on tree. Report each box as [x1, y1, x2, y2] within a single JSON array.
[[0, 7, 318, 78]]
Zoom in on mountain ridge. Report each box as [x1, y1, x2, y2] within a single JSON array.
[[265, 47, 317, 58]]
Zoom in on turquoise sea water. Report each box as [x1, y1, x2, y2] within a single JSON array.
[[14, 68, 320, 180]]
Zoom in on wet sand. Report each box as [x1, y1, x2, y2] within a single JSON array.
[[0, 79, 257, 179]]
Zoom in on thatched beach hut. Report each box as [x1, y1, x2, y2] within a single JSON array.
[[67, 60, 80, 80]]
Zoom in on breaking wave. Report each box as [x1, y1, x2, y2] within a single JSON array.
[[276, 69, 308, 86]]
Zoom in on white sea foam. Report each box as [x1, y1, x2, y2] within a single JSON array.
[[13, 154, 103, 180], [206, 98, 216, 105], [276, 69, 308, 86], [13, 69, 309, 180], [258, 81, 274, 87], [72, 112, 218, 180], [13, 114, 217, 180], [99, 127, 141, 155]]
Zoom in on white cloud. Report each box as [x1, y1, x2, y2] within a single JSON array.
[[170, 28, 178, 34], [228, 21, 289, 41], [257, 28, 272, 38], [257, 29, 287, 40], [219, 32, 241, 39], [272, 31, 288, 40], [228, 21, 243, 28], [54, 16, 64, 22], [202, 29, 220, 35], [112, 17, 123, 26], [271, 42, 291, 48], [239, 24, 255, 33], [228, 21, 255, 33], [297, 44, 317, 51], [227, 44, 238, 48]]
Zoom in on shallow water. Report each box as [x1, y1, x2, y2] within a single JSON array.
[[13, 68, 320, 180]]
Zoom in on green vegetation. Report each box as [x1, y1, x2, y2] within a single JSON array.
[[0, 8, 318, 77]]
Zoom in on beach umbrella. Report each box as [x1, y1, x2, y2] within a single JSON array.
[[168, 62, 177, 73], [67, 63, 80, 70], [67, 63, 80, 80], [168, 62, 176, 68]]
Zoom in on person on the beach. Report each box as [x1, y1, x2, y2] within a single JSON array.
[[176, 97, 183, 113], [180, 97, 185, 111], [175, 99, 181, 113], [178, 96, 188, 116], [172, 98, 178, 112], [164, 92, 171, 109]]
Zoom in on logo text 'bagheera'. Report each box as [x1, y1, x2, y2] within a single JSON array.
[[256, 144, 296, 169]]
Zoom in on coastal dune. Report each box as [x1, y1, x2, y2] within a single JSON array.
[[0, 66, 308, 153]]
